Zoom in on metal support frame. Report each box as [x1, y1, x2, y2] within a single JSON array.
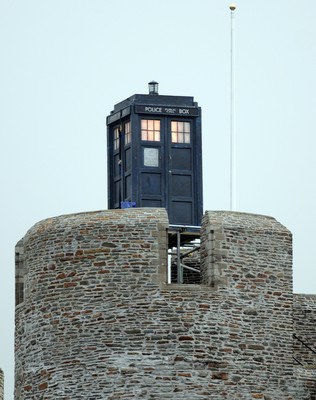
[[167, 225, 201, 284], [176, 231, 183, 283]]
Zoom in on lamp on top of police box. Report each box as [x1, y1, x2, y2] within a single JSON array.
[[148, 81, 159, 95]]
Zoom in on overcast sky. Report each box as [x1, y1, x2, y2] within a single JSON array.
[[1, 1, 315, 398]]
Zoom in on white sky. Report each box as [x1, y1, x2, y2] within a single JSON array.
[[1, 1, 315, 398]]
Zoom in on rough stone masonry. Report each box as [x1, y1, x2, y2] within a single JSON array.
[[14, 209, 315, 399], [0, 369, 3, 400]]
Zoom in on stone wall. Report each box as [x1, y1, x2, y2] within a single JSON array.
[[15, 208, 168, 399], [15, 209, 313, 399], [198, 211, 299, 398], [293, 294, 316, 366], [15, 239, 24, 306], [293, 293, 316, 398], [0, 368, 3, 400]]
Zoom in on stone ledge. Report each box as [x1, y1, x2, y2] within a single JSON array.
[[159, 283, 216, 292]]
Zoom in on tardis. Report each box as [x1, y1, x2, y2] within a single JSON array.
[[106, 82, 203, 226]]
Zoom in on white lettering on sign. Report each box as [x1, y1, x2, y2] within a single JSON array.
[[164, 108, 176, 114], [144, 106, 162, 113], [135, 104, 197, 116]]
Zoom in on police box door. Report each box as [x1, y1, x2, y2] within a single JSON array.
[[167, 118, 195, 225]]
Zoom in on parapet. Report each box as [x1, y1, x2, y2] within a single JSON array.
[[201, 211, 293, 293]]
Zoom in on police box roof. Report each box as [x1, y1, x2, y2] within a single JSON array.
[[110, 93, 199, 114]]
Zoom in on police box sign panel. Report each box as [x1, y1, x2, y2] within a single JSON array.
[[135, 105, 199, 117]]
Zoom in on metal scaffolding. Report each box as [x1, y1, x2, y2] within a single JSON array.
[[168, 225, 201, 284]]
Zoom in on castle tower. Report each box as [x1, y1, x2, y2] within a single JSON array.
[[106, 82, 203, 226], [14, 208, 311, 399]]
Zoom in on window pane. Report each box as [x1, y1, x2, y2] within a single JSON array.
[[141, 120, 147, 129], [184, 122, 190, 132], [125, 121, 131, 145], [171, 120, 190, 143], [114, 127, 120, 150], [141, 119, 161, 142]]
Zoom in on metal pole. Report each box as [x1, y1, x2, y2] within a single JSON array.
[[167, 253, 172, 284], [230, 4, 236, 211], [176, 231, 183, 284]]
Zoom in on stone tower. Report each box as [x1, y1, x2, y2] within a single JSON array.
[[14, 208, 315, 399]]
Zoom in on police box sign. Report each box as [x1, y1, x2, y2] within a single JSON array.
[[135, 104, 199, 117]]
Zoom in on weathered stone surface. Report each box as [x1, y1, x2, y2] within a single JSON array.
[[14, 209, 315, 399], [0, 368, 3, 400], [293, 293, 316, 368]]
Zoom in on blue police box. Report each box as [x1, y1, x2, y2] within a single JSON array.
[[106, 82, 203, 226]]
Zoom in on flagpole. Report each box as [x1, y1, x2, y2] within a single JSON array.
[[229, 4, 236, 211]]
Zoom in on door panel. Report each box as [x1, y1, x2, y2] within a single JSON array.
[[139, 118, 164, 208], [168, 118, 194, 225], [171, 201, 193, 225], [171, 148, 191, 170], [141, 173, 162, 196], [138, 117, 197, 225], [171, 174, 192, 197]]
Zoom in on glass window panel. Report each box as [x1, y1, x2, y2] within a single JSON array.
[[171, 120, 191, 143], [141, 119, 161, 142], [114, 127, 120, 150], [125, 121, 131, 145], [141, 120, 147, 129]]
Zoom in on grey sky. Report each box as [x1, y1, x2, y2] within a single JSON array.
[[1, 0, 315, 398]]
